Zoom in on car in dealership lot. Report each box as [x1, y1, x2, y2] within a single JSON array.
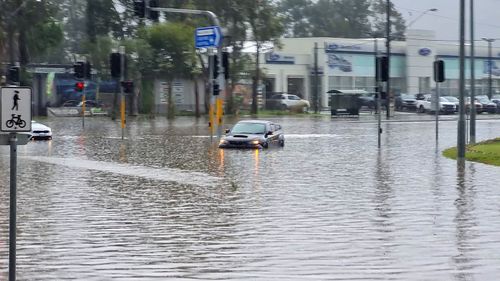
[[464, 97, 483, 113], [395, 93, 418, 111], [416, 95, 456, 114], [491, 95, 500, 112], [219, 120, 284, 149], [30, 120, 52, 140], [267, 93, 310, 111], [475, 95, 497, 114], [442, 96, 459, 112]]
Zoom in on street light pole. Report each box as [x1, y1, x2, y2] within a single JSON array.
[[470, 0, 476, 144], [482, 38, 495, 100], [457, 0, 466, 162], [406, 8, 438, 29], [386, 0, 391, 119]]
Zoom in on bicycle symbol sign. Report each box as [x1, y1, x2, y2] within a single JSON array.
[[1, 87, 32, 132]]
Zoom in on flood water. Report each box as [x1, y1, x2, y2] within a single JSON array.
[[1, 114, 500, 280]]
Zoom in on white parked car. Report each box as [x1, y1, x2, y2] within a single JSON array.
[[416, 95, 456, 114], [268, 93, 310, 111], [31, 121, 52, 140]]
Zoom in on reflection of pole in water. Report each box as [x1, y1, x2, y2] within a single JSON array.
[[453, 164, 477, 281]]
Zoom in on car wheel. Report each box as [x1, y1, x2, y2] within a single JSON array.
[[418, 105, 426, 113], [262, 141, 269, 148], [279, 139, 285, 147]]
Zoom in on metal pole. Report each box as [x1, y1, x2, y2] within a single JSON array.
[[457, 0, 466, 161], [120, 46, 125, 140], [375, 37, 382, 148], [386, 0, 391, 119], [314, 42, 319, 113], [435, 82, 439, 142], [488, 40, 493, 100], [208, 48, 214, 141], [9, 133, 17, 281], [470, 0, 476, 144]]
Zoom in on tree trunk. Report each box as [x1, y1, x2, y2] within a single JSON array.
[[167, 80, 175, 119], [251, 43, 261, 114]]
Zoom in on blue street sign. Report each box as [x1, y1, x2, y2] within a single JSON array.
[[195, 26, 222, 48]]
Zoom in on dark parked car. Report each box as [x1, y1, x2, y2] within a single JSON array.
[[475, 95, 497, 114], [395, 94, 418, 111], [219, 120, 285, 149]]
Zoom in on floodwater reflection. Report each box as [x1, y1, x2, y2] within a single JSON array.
[[0, 116, 499, 280]]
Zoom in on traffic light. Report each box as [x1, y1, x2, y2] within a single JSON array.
[[148, 0, 159, 21], [222, 51, 230, 80], [74, 61, 85, 79], [434, 60, 445, 82], [376, 56, 389, 82], [134, 0, 145, 18], [85, 61, 92, 79], [121, 80, 134, 93], [110, 52, 121, 78], [7, 66, 19, 84], [211, 55, 219, 79], [213, 83, 220, 95], [75, 81, 85, 92]]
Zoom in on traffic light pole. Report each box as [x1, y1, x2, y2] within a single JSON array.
[[120, 46, 126, 140], [148, 7, 225, 139]]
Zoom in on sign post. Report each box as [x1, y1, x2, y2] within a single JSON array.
[[1, 86, 32, 281]]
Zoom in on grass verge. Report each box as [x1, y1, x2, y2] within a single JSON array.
[[442, 137, 500, 166]]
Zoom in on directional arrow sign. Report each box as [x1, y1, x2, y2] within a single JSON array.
[[195, 26, 222, 48]]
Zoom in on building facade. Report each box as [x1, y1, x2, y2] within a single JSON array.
[[262, 30, 500, 108]]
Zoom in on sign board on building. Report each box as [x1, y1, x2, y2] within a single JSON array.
[[265, 53, 295, 64], [195, 26, 222, 48], [1, 87, 32, 132], [172, 81, 184, 105]]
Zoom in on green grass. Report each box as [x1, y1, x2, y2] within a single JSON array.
[[443, 138, 500, 166]]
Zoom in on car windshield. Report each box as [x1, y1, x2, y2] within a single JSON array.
[[401, 94, 415, 99], [439, 97, 451, 102], [444, 96, 459, 102], [287, 95, 301, 100], [231, 122, 266, 134]]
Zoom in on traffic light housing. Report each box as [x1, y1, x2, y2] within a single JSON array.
[[376, 56, 389, 82], [148, 0, 159, 21], [213, 83, 220, 95], [110, 53, 121, 78], [75, 81, 85, 92], [85, 61, 92, 79], [222, 51, 230, 80], [7, 66, 20, 84], [121, 80, 134, 94], [134, 0, 145, 18], [74, 61, 85, 79], [434, 60, 445, 82], [211, 55, 219, 79]]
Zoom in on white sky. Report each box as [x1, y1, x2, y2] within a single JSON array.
[[392, 0, 500, 47]]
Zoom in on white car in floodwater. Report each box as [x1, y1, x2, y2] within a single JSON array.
[[31, 121, 52, 140]]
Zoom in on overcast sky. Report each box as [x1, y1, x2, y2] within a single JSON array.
[[392, 0, 500, 47]]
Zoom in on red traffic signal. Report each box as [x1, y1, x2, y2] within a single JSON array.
[[75, 81, 85, 92]]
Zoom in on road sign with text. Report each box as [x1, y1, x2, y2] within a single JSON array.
[[1, 87, 32, 132], [195, 26, 222, 48]]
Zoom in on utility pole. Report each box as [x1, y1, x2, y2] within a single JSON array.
[[386, 0, 391, 119], [482, 38, 495, 100], [470, 0, 476, 144], [314, 42, 319, 113], [458, 0, 466, 161]]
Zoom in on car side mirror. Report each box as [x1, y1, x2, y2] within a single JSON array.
[[225, 128, 230, 134], [266, 131, 273, 136]]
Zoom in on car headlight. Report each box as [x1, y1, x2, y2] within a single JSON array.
[[219, 139, 227, 145], [250, 140, 259, 145]]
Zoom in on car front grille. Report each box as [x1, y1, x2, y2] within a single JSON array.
[[229, 141, 247, 145], [33, 130, 50, 134]]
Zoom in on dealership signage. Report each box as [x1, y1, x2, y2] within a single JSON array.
[[265, 52, 295, 64], [419, 48, 432, 56]]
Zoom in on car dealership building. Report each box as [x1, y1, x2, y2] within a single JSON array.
[[261, 29, 500, 108]]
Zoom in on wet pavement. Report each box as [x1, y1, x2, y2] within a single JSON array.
[[1, 113, 500, 280]]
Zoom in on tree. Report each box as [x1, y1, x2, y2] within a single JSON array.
[[370, 0, 406, 40], [241, 0, 284, 114]]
